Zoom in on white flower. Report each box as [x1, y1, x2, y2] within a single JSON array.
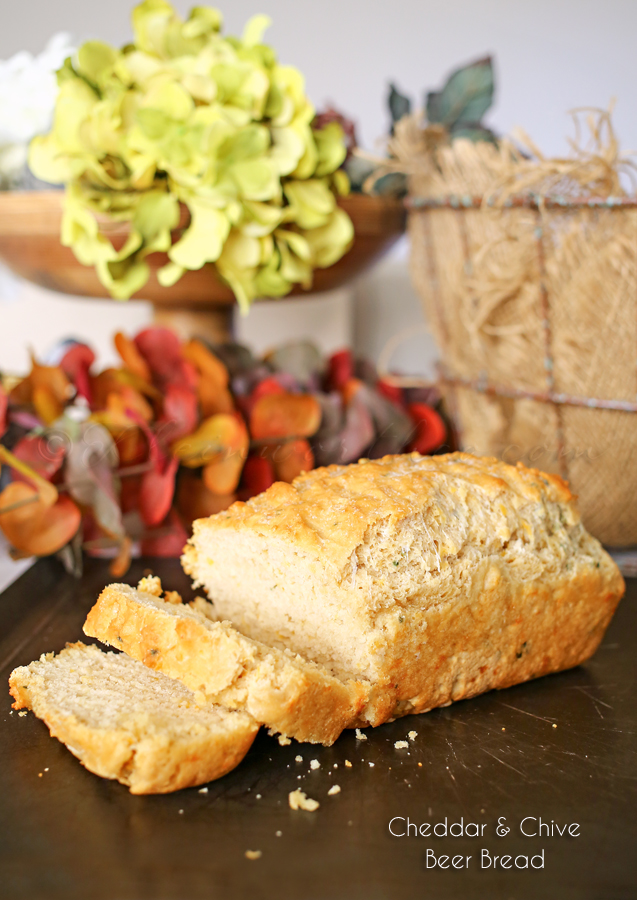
[[0, 32, 75, 186]]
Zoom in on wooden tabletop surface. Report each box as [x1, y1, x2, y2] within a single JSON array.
[[1, 557, 635, 900]]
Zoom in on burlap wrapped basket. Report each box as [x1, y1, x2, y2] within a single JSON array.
[[389, 111, 637, 546]]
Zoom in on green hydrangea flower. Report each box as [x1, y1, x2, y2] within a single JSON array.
[[29, 1, 352, 310]]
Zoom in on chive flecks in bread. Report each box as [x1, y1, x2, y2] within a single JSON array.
[[9, 643, 258, 794], [180, 452, 623, 727], [84, 584, 371, 746]]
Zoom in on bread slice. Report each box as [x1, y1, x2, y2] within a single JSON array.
[[83, 584, 372, 745], [181, 452, 624, 721], [9, 642, 258, 794]]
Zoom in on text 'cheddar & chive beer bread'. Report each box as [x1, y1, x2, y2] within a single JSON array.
[[180, 452, 623, 726]]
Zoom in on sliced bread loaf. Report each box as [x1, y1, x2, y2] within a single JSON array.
[[9, 642, 258, 794], [83, 583, 372, 745], [181, 452, 624, 720]]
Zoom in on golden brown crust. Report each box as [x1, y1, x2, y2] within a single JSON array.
[[182, 452, 577, 576], [9, 643, 258, 794], [83, 586, 370, 745], [358, 562, 623, 725]]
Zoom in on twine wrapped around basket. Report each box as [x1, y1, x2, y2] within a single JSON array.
[[388, 110, 637, 545]]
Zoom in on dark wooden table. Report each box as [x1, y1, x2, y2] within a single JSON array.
[[1, 558, 635, 900]]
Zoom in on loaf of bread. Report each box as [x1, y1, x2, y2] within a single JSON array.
[[181, 452, 624, 725], [84, 582, 370, 745], [9, 642, 258, 794]]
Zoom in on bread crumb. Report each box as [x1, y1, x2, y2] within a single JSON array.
[[418, 762, 423, 767], [369, 762, 375, 767], [18, 711, 27, 717], [552, 723, 557, 728], [198, 787, 209, 794], [408, 731, 417, 740], [295, 755, 303, 762], [189, 596, 216, 620], [333, 763, 338, 768], [178, 809, 184, 815], [44, 767, 49, 772], [245, 850, 262, 860], [164, 590, 183, 605], [310, 759, 320, 770], [327, 785, 341, 796], [256, 794, 262, 799], [278, 735, 291, 746], [394, 740, 409, 749], [137, 575, 162, 596], [502, 727, 506, 731], [38, 772, 42, 777], [275, 831, 282, 837], [288, 789, 319, 811], [355, 728, 367, 741], [345, 760, 352, 767]]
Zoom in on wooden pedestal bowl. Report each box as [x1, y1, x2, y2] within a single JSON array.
[[0, 191, 405, 342]]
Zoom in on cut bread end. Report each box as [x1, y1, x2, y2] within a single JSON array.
[[9, 642, 258, 794], [83, 581, 374, 746]]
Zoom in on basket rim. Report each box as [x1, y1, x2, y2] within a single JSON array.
[[404, 193, 637, 210]]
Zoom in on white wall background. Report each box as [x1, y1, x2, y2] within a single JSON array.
[[1, 0, 637, 378]]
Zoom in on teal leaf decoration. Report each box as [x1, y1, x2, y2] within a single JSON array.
[[450, 124, 498, 145], [426, 56, 494, 131], [388, 83, 412, 131]]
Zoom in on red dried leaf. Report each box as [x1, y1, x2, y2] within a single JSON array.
[[241, 455, 275, 497], [407, 403, 447, 455], [11, 435, 65, 483], [156, 384, 199, 444], [327, 349, 354, 391], [139, 456, 178, 527], [60, 343, 95, 403], [250, 393, 321, 441], [134, 328, 196, 390], [141, 508, 188, 557], [376, 379, 405, 408]]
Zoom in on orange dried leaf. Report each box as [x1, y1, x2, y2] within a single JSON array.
[[176, 471, 235, 523], [250, 393, 321, 441], [0, 445, 58, 508], [109, 536, 133, 579], [0, 482, 80, 556], [182, 339, 229, 389], [273, 439, 314, 484], [173, 414, 248, 468], [202, 451, 246, 495], [114, 332, 152, 382], [28, 356, 72, 405], [32, 384, 64, 425], [341, 378, 364, 406], [198, 376, 235, 417]]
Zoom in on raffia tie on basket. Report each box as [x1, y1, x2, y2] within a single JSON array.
[[386, 110, 637, 545]]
